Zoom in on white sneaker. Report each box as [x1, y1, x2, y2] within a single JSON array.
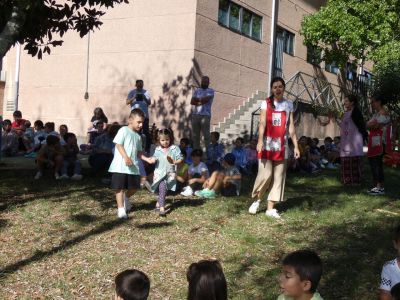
[[124, 194, 132, 213], [266, 209, 281, 219], [320, 158, 328, 164], [180, 186, 193, 197], [60, 174, 69, 180], [55, 173, 61, 180], [248, 200, 260, 214], [117, 207, 128, 219], [34, 171, 42, 180], [182, 186, 189, 192], [71, 174, 83, 180]]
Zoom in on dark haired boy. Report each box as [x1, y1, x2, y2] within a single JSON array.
[[1, 119, 18, 156], [206, 131, 225, 173], [108, 109, 155, 219], [114, 269, 150, 300], [195, 153, 241, 198], [60, 133, 83, 180], [35, 135, 65, 180], [379, 225, 400, 300], [11, 110, 26, 132], [278, 250, 323, 300], [180, 149, 209, 197]]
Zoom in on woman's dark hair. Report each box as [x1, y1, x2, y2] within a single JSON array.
[[108, 124, 121, 139], [345, 94, 368, 142], [268, 77, 286, 108], [371, 92, 387, 106], [59, 124, 68, 139], [156, 128, 174, 145], [93, 107, 108, 123], [34, 120, 44, 129], [187, 260, 227, 300], [115, 269, 150, 300], [180, 148, 187, 158]]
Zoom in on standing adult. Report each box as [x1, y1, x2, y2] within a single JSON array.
[[339, 95, 368, 185], [126, 79, 151, 151], [248, 77, 300, 218], [191, 76, 215, 150], [367, 93, 392, 195]]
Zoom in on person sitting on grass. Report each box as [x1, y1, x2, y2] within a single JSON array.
[[379, 225, 400, 300], [175, 149, 189, 193], [278, 250, 324, 300], [180, 137, 193, 165], [34, 135, 64, 180], [180, 149, 209, 197], [195, 153, 241, 199], [60, 132, 83, 180], [321, 137, 339, 169], [206, 131, 225, 173], [187, 259, 228, 300], [231, 137, 248, 174], [114, 269, 150, 300], [1, 119, 18, 157], [33, 120, 46, 150]]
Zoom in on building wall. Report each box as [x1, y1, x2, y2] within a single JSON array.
[[2, 0, 198, 138]]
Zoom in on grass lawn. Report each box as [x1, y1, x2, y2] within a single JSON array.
[[1, 157, 400, 299]]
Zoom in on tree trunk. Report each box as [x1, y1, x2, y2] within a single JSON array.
[[0, 4, 26, 58]]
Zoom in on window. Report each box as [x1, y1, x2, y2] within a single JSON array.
[[346, 63, 357, 80], [218, 0, 263, 42], [276, 27, 295, 56], [307, 45, 321, 66], [325, 61, 339, 74]]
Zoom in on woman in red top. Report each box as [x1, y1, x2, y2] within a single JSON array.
[[248, 77, 300, 218]]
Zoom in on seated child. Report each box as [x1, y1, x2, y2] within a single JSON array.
[[89, 124, 120, 173], [180, 149, 209, 197], [206, 131, 225, 173], [59, 124, 68, 145], [35, 135, 64, 180], [379, 225, 400, 300], [231, 137, 248, 174], [322, 137, 339, 169], [180, 137, 193, 165], [23, 120, 35, 155], [278, 250, 324, 300], [187, 259, 227, 300], [176, 149, 189, 193], [33, 120, 47, 150], [60, 132, 83, 180], [11, 110, 26, 132], [114, 269, 150, 300], [245, 139, 258, 175], [1, 119, 18, 157], [81, 120, 106, 153], [195, 153, 241, 198]]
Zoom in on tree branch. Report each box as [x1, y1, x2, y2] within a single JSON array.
[[0, 4, 27, 58]]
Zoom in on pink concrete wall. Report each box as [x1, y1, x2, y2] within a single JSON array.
[[3, 0, 198, 138]]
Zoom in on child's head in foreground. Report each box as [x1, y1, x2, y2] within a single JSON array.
[[115, 269, 150, 300], [187, 259, 227, 300], [279, 250, 322, 298], [128, 109, 145, 132]]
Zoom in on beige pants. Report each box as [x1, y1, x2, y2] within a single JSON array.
[[251, 159, 286, 202]]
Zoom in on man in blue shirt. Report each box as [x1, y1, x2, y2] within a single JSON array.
[[126, 79, 151, 151], [191, 76, 214, 150]]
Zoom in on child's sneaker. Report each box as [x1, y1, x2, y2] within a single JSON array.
[[320, 158, 328, 165], [55, 173, 61, 180], [117, 207, 128, 219], [202, 189, 216, 199], [124, 194, 132, 213], [368, 187, 385, 195], [180, 186, 193, 197], [34, 171, 42, 180], [71, 174, 83, 181], [194, 188, 210, 197], [248, 200, 261, 214], [266, 209, 281, 219], [60, 174, 69, 180]]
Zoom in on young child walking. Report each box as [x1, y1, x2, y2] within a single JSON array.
[[148, 128, 183, 216], [108, 109, 154, 219]]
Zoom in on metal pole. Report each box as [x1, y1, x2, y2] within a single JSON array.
[[84, 31, 90, 100], [14, 43, 21, 110], [268, 0, 279, 95]]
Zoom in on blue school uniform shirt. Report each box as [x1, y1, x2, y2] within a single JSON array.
[[206, 143, 225, 164], [231, 147, 248, 169], [108, 126, 142, 175]]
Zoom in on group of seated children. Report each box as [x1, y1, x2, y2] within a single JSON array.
[[114, 249, 324, 300], [288, 136, 340, 173]]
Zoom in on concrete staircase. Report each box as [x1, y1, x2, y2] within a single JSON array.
[[213, 90, 268, 143]]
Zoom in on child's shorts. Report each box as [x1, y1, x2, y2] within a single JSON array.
[[221, 183, 238, 197], [111, 173, 140, 190]]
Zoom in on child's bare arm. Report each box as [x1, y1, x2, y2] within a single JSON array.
[[116, 144, 132, 166], [138, 152, 156, 164]]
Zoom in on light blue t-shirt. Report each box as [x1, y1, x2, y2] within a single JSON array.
[[108, 126, 142, 175], [127, 89, 151, 118], [192, 87, 214, 116]]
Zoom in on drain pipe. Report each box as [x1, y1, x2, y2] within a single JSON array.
[[13, 42, 21, 110], [267, 0, 279, 94], [84, 32, 90, 100]]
